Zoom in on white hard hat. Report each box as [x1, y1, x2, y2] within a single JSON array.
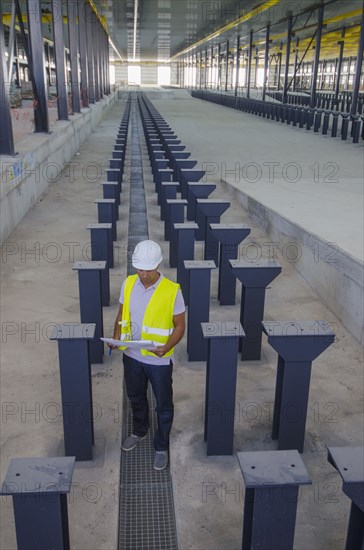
[[132, 240, 163, 270]]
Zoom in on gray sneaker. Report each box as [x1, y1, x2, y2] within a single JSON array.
[[154, 451, 168, 471], [122, 433, 147, 451]]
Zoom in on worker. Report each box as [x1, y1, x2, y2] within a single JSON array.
[[110, 240, 185, 471]]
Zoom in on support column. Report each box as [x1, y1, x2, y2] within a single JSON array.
[[200, 53, 203, 88], [235, 35, 240, 97], [26, 0, 50, 132], [310, 3, 324, 108], [98, 25, 103, 99], [107, 32, 111, 94], [217, 43, 221, 89], [67, 0, 80, 112], [100, 26, 105, 98], [46, 42, 52, 86], [247, 30, 253, 98], [335, 31, 345, 101], [225, 41, 229, 91], [293, 38, 299, 91], [14, 32, 21, 87], [350, 4, 364, 116], [0, 6, 15, 155], [100, 28, 104, 95], [199, 51, 202, 89], [93, 18, 100, 102], [277, 51, 282, 90], [78, 0, 89, 107], [86, 1, 95, 103], [283, 15, 293, 103], [210, 45, 213, 87], [103, 28, 107, 96], [6, 2, 16, 82], [52, 0, 68, 120], [104, 29, 108, 95], [204, 49, 208, 88], [262, 24, 270, 101], [103, 30, 107, 94], [254, 47, 259, 88]]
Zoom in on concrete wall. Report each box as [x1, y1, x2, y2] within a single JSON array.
[[0, 92, 118, 244], [141, 65, 158, 85], [229, 183, 364, 345]]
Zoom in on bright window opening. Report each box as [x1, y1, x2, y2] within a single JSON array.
[[158, 66, 171, 85], [110, 65, 116, 86], [128, 65, 141, 85]]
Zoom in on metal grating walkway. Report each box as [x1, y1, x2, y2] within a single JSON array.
[[118, 94, 179, 550]]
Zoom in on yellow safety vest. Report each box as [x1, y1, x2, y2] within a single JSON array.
[[119, 274, 179, 357]]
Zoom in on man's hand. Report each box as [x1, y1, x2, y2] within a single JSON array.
[[151, 312, 185, 358], [152, 345, 169, 357], [107, 342, 120, 350]]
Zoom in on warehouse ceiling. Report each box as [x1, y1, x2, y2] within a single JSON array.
[[94, 0, 363, 62], [1, 1, 362, 63]]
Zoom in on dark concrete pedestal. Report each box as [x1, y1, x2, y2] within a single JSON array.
[[263, 320, 335, 452], [328, 446, 364, 550], [50, 323, 96, 460], [202, 321, 244, 455], [210, 224, 251, 305], [230, 260, 282, 360], [238, 450, 312, 550], [1, 457, 76, 550]]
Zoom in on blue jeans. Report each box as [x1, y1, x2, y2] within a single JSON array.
[[123, 354, 174, 451]]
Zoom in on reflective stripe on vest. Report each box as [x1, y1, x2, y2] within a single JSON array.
[[119, 274, 179, 357]]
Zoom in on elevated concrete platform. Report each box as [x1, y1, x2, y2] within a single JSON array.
[[146, 88, 364, 344], [0, 91, 119, 245]]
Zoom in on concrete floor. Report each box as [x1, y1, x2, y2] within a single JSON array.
[[1, 89, 363, 550]]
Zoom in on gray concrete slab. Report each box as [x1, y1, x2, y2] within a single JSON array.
[[0, 90, 363, 550], [147, 89, 364, 345], [148, 89, 363, 261]]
